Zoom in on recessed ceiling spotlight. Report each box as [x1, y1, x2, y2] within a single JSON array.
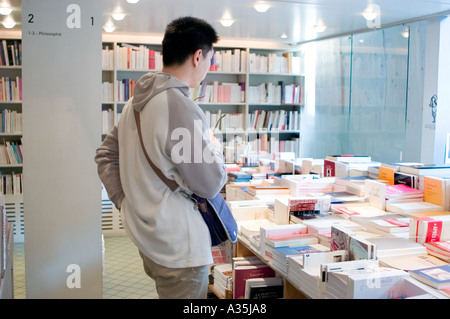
[[313, 20, 327, 33], [126, 0, 140, 3], [112, 12, 126, 21], [254, 1, 271, 13], [2, 16, 15, 28], [103, 23, 116, 33], [362, 4, 380, 21], [219, 19, 234, 27], [280, 33, 288, 39], [220, 11, 235, 27], [0, 7, 12, 15]]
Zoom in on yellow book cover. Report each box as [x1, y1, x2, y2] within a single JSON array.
[[378, 166, 395, 185], [423, 176, 445, 207]]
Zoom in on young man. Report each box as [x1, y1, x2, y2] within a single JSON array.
[[95, 17, 226, 299]]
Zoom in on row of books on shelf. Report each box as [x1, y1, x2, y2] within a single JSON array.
[[0, 77, 22, 102], [0, 172, 22, 195], [216, 155, 450, 298], [102, 43, 163, 71], [249, 109, 300, 131], [0, 140, 23, 165], [210, 49, 246, 73], [203, 108, 300, 132], [205, 110, 242, 131], [102, 44, 302, 75], [0, 40, 21, 67], [101, 108, 114, 134], [248, 52, 301, 74], [102, 79, 136, 103], [190, 81, 245, 104], [1, 109, 22, 134], [209, 49, 302, 74], [248, 82, 303, 105]]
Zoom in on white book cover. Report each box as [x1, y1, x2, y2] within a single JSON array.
[[365, 180, 387, 210], [329, 267, 409, 299], [386, 201, 444, 213]]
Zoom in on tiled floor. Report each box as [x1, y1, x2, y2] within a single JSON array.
[[12, 235, 159, 299]]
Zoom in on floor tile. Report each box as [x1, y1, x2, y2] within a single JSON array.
[[12, 235, 159, 299]]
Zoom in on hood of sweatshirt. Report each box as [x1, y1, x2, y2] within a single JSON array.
[[132, 72, 190, 112]]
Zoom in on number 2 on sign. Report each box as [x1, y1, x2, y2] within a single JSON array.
[[26, 5, 95, 28]]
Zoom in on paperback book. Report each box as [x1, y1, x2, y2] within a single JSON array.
[[409, 264, 450, 289]]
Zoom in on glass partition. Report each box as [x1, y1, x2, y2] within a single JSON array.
[[300, 35, 352, 158], [300, 24, 411, 163], [349, 25, 410, 162]]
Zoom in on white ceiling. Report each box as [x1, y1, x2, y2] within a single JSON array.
[[4, 0, 450, 44], [102, 0, 450, 44]]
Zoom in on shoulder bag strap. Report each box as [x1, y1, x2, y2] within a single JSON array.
[[133, 109, 179, 192]]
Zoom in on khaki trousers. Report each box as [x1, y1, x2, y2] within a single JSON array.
[[139, 251, 209, 299]]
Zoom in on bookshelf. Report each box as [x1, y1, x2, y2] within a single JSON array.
[[101, 39, 305, 160], [0, 35, 23, 244]]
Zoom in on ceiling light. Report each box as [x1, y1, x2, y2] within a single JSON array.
[[219, 19, 234, 27], [0, 7, 12, 15], [112, 12, 126, 21], [280, 33, 288, 39], [2, 16, 15, 28], [362, 4, 380, 21], [313, 20, 327, 33], [126, 0, 140, 3], [103, 23, 116, 33], [254, 1, 271, 13]]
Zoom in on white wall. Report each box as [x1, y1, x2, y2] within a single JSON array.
[[434, 16, 450, 164]]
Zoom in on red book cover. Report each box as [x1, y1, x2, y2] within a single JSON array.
[[233, 265, 275, 299], [324, 159, 336, 177], [148, 50, 155, 69]]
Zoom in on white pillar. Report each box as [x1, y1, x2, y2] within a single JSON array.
[[22, 0, 103, 298]]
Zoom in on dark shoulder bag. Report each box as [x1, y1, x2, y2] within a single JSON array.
[[134, 110, 238, 246]]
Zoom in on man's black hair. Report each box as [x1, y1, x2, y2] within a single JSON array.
[[162, 16, 219, 66]]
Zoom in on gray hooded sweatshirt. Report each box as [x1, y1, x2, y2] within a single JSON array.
[[95, 72, 227, 268]]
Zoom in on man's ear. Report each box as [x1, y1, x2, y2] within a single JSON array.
[[192, 49, 202, 67]]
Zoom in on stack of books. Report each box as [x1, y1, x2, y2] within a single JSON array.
[[366, 217, 411, 237], [286, 250, 348, 299], [410, 215, 450, 244], [213, 264, 232, 297], [385, 184, 424, 204], [270, 244, 328, 276], [326, 266, 410, 299], [423, 240, 450, 262], [331, 203, 387, 220], [366, 237, 427, 260], [301, 216, 364, 235], [409, 265, 450, 290]]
